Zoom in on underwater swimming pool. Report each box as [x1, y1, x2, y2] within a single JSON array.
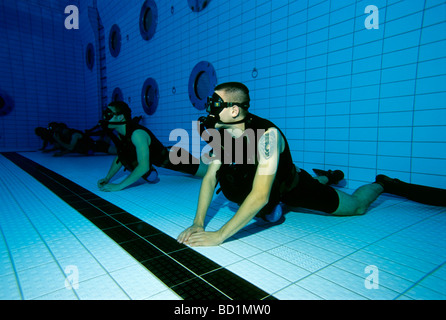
[[1, 152, 445, 300]]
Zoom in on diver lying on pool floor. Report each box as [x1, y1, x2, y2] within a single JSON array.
[[177, 82, 446, 247], [97, 101, 207, 192]]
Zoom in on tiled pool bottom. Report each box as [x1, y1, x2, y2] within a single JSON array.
[[1, 151, 445, 299]]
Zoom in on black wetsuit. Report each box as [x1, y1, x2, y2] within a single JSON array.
[[216, 113, 340, 215], [110, 122, 199, 179], [59, 128, 96, 155]]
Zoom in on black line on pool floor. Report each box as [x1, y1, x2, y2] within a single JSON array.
[[2, 152, 276, 300]]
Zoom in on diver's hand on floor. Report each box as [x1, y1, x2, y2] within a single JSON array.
[[185, 231, 223, 247], [177, 224, 204, 244], [97, 178, 109, 188], [99, 183, 123, 192]]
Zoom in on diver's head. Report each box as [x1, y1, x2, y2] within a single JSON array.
[[35, 127, 51, 139], [48, 122, 67, 135], [102, 101, 132, 126], [202, 82, 250, 129]]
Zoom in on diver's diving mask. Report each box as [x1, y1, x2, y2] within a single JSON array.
[[99, 108, 128, 129], [102, 108, 119, 121], [201, 92, 250, 129]]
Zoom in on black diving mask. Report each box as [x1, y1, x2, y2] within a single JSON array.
[[201, 92, 250, 129], [103, 108, 118, 121], [99, 108, 129, 130], [101, 108, 128, 124]]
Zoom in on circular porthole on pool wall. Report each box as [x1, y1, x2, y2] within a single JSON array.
[[141, 78, 159, 115], [187, 0, 210, 12], [112, 87, 124, 102], [86, 43, 95, 70], [109, 24, 121, 57], [139, 0, 158, 41], [0, 90, 14, 117], [188, 61, 217, 110]]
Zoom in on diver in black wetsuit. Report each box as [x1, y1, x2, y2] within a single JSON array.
[[97, 101, 206, 192], [177, 82, 446, 247], [35, 125, 59, 152], [48, 122, 115, 157], [51, 123, 96, 157]]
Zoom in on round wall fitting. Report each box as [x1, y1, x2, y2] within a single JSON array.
[[139, 0, 158, 41], [251, 67, 258, 78], [0, 90, 14, 116], [188, 61, 217, 110], [86, 43, 95, 70], [112, 87, 124, 102], [109, 24, 121, 57], [187, 0, 210, 12], [141, 78, 159, 115]]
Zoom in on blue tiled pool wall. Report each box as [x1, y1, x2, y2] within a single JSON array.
[[1, 0, 445, 189]]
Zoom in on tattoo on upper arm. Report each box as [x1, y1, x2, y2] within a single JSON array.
[[259, 130, 276, 160]]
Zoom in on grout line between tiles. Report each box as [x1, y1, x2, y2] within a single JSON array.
[[394, 260, 446, 300], [0, 222, 24, 300], [1, 152, 276, 300], [0, 155, 142, 299], [271, 205, 446, 299]]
